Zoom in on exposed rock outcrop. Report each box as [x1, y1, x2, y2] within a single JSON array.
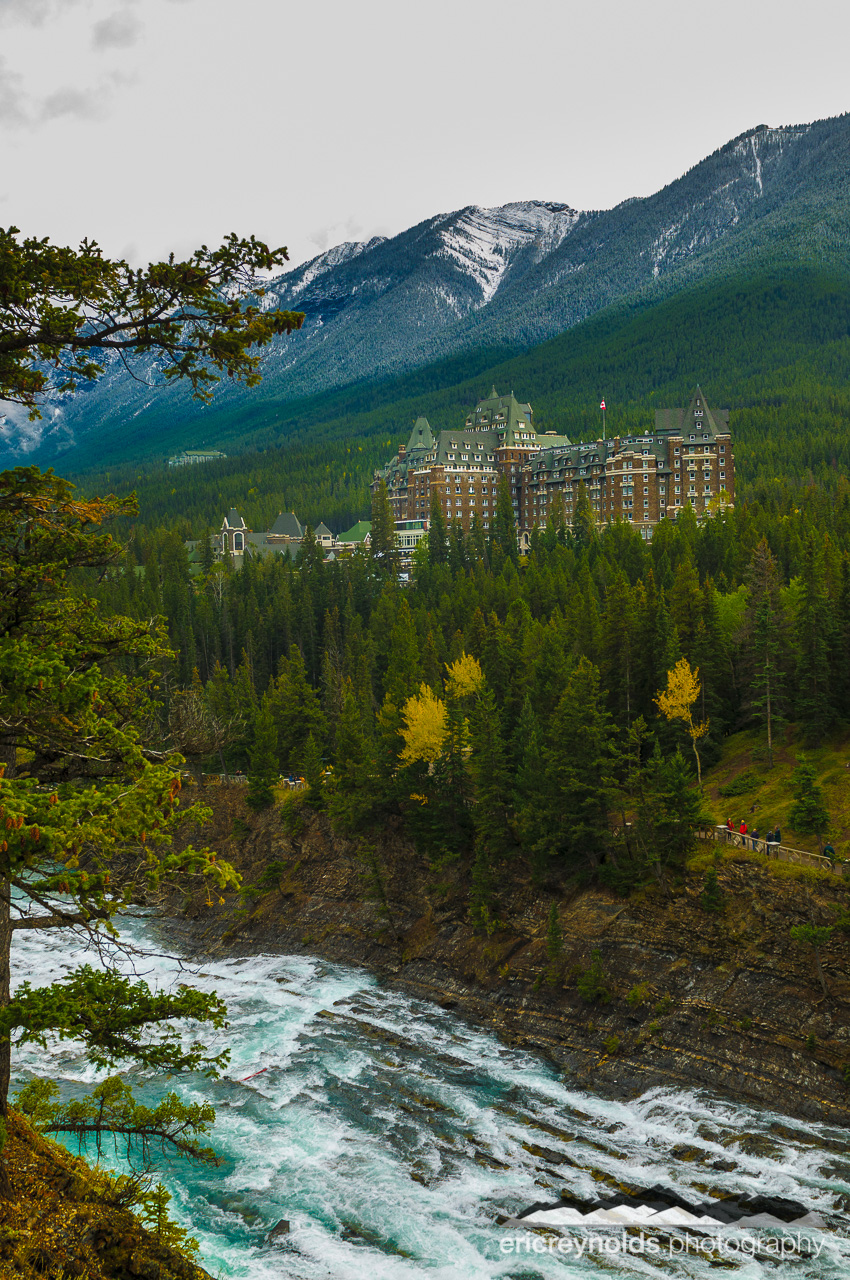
[[161, 786, 850, 1127]]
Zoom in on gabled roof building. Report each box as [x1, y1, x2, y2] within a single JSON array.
[[373, 385, 734, 543]]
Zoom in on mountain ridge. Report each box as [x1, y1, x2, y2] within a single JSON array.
[[6, 111, 849, 468]]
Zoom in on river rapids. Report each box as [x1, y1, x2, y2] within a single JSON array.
[[10, 913, 850, 1278]]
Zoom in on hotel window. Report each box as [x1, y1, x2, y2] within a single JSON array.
[[720, 471, 726, 480]]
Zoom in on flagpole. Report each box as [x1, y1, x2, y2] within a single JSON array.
[[600, 398, 607, 437]]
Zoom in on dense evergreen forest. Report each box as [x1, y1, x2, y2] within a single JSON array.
[[91, 465, 850, 905], [74, 264, 850, 536]]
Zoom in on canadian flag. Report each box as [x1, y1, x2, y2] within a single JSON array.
[[600, 399, 606, 411]]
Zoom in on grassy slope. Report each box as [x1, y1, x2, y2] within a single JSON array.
[[0, 1111, 209, 1280], [701, 727, 850, 859]]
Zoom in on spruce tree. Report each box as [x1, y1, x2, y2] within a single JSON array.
[[572, 481, 597, 549], [744, 539, 785, 765], [548, 658, 616, 871], [794, 534, 835, 743], [428, 489, 448, 566], [601, 571, 636, 733], [468, 684, 514, 866], [246, 699, 280, 810], [0, 469, 236, 1150], [301, 732, 325, 809], [370, 480, 398, 574], [327, 691, 380, 832], [268, 644, 326, 771], [788, 759, 830, 853], [383, 599, 422, 709], [492, 476, 518, 566]]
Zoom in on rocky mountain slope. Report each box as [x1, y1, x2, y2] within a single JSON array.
[[10, 112, 850, 467]]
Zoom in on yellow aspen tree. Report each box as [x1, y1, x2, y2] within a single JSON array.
[[445, 653, 484, 701], [655, 657, 710, 784], [400, 685, 448, 765]]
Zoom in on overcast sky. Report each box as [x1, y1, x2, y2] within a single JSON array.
[[1, 0, 848, 272]]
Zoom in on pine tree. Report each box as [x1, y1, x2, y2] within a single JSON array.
[[743, 539, 786, 765], [383, 599, 422, 709], [548, 658, 616, 871], [326, 691, 380, 832], [601, 571, 636, 734], [268, 645, 326, 771], [370, 480, 398, 574], [468, 684, 514, 866], [428, 489, 448, 566], [492, 476, 518, 566], [788, 759, 830, 853], [794, 533, 835, 743], [246, 699, 280, 810], [0, 469, 235, 1153], [572, 481, 597, 549], [301, 732, 325, 809]]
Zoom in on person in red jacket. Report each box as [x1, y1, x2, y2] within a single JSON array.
[[739, 819, 748, 848]]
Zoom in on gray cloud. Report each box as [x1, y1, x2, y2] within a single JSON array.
[[0, 57, 27, 124], [0, 0, 82, 27], [40, 86, 102, 121], [92, 8, 143, 49]]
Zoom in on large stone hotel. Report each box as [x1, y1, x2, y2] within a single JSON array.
[[372, 386, 734, 546]]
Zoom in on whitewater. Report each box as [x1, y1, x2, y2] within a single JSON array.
[[10, 913, 850, 1278]]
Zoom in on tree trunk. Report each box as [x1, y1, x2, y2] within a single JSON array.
[[0, 873, 13, 1195]]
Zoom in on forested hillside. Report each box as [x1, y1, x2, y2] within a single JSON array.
[[93, 467, 850, 907], [77, 263, 850, 536]]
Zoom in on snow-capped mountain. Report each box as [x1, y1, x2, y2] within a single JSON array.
[[8, 112, 850, 466]]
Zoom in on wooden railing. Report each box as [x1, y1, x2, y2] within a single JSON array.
[[698, 825, 838, 873]]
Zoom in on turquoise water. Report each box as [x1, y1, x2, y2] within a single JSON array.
[[11, 914, 850, 1278]]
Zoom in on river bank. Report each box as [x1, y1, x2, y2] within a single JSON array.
[[162, 785, 850, 1128]]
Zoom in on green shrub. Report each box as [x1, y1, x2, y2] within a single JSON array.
[[718, 770, 759, 797], [256, 859, 288, 890], [280, 791, 307, 836], [577, 950, 611, 1004], [603, 1034, 621, 1056], [627, 982, 651, 1008], [700, 868, 725, 913], [654, 995, 673, 1015]]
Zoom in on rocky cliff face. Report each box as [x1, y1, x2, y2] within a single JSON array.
[[164, 786, 850, 1127]]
